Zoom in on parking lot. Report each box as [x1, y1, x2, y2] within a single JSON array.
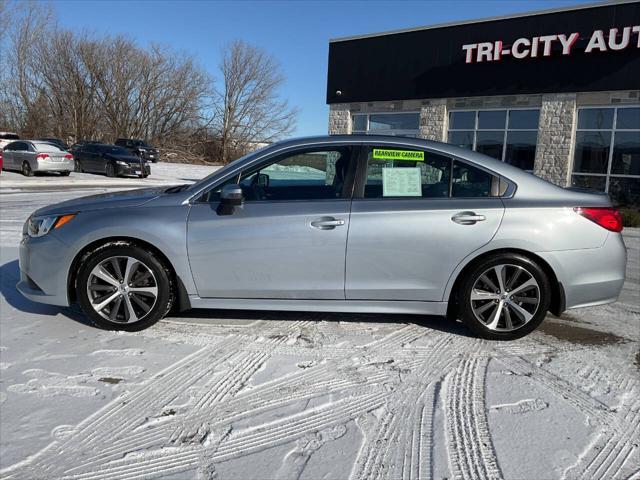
[[0, 165, 638, 480]]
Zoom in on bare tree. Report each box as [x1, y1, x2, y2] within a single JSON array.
[[215, 40, 297, 164]]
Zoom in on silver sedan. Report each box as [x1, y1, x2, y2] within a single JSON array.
[[2, 140, 74, 176], [17, 136, 627, 340]]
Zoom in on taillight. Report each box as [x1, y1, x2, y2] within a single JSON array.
[[64, 154, 73, 160], [574, 207, 623, 233], [36, 153, 50, 160]]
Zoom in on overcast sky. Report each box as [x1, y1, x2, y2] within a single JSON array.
[[53, 0, 590, 137]]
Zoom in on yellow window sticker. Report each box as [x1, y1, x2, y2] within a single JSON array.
[[373, 149, 424, 161]]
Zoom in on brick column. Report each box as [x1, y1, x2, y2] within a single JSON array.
[[419, 99, 447, 141], [328, 104, 351, 135], [533, 93, 577, 186]]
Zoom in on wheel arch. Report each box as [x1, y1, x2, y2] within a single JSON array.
[[67, 236, 191, 312], [446, 248, 565, 320]]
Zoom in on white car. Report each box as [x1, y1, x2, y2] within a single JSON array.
[[2, 140, 74, 176], [0, 131, 20, 150]]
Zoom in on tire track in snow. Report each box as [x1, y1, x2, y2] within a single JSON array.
[[445, 356, 502, 480], [563, 398, 640, 480]]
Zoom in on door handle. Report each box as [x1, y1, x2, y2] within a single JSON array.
[[310, 217, 345, 230], [452, 211, 486, 225]]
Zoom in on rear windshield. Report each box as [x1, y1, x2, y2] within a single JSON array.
[[35, 143, 63, 152]]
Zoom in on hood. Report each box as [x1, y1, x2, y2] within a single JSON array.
[[34, 187, 166, 216]]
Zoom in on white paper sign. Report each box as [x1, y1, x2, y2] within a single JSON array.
[[382, 167, 422, 197]]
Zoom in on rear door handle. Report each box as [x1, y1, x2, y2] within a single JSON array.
[[452, 211, 486, 225], [310, 217, 345, 230]]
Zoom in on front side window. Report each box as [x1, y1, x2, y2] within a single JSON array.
[[352, 112, 420, 137], [572, 107, 640, 206], [205, 148, 354, 202], [448, 108, 540, 171], [361, 146, 499, 199]]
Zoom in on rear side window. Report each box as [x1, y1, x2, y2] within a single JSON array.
[[362, 146, 501, 199], [363, 147, 451, 198], [452, 161, 494, 197]]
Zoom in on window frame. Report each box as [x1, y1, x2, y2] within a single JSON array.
[[196, 145, 360, 204], [351, 111, 421, 137], [571, 105, 640, 194], [352, 144, 512, 200], [447, 107, 541, 171]]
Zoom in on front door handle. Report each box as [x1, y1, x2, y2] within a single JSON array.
[[452, 211, 486, 225], [310, 217, 345, 230]]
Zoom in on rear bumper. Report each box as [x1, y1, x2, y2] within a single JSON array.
[[537, 233, 627, 310], [35, 159, 73, 172]]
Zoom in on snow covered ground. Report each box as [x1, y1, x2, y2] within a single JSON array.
[[0, 163, 638, 480]]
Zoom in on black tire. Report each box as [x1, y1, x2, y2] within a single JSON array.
[[455, 253, 551, 340], [60, 171, 71, 176], [105, 162, 116, 177], [22, 161, 33, 177], [76, 242, 174, 331], [74, 161, 83, 173]]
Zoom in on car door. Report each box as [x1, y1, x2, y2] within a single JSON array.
[[2, 142, 19, 169], [186, 145, 357, 299], [345, 145, 505, 302]]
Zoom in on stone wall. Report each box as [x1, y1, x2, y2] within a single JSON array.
[[328, 104, 351, 135], [533, 93, 577, 186], [419, 99, 447, 141]]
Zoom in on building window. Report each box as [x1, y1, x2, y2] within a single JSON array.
[[572, 107, 640, 206], [447, 109, 540, 171], [351, 112, 420, 137]]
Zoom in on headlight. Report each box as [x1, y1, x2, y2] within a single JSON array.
[[27, 214, 76, 238], [116, 161, 128, 166]]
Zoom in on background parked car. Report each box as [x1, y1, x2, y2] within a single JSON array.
[[38, 138, 69, 151], [115, 138, 159, 162], [73, 143, 150, 178], [2, 140, 74, 176], [0, 149, 3, 174], [0, 132, 20, 150]]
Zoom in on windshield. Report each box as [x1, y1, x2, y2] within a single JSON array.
[[132, 140, 149, 147], [104, 146, 131, 155], [186, 145, 272, 192], [0, 133, 19, 140]]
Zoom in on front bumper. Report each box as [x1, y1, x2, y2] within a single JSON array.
[[18, 232, 72, 307], [35, 159, 74, 172], [537, 233, 627, 310], [115, 163, 151, 176]]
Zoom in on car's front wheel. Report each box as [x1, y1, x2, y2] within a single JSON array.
[[456, 253, 551, 340], [74, 161, 83, 173], [105, 162, 116, 177], [76, 242, 174, 331]]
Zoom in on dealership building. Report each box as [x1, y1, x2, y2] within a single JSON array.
[[326, 0, 639, 205]]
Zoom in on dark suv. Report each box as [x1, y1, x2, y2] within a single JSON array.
[[72, 143, 150, 178], [115, 138, 159, 163]]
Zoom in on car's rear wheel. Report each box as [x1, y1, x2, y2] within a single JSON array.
[[76, 243, 174, 331], [456, 253, 551, 340], [60, 171, 71, 176], [22, 161, 33, 177], [105, 162, 116, 177]]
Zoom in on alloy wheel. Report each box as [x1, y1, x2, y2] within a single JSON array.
[[22, 162, 32, 176], [86, 256, 158, 323], [470, 264, 540, 332]]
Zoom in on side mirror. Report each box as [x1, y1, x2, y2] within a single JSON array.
[[221, 184, 244, 206], [217, 184, 244, 215]]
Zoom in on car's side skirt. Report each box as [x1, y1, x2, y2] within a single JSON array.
[[189, 296, 448, 316]]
